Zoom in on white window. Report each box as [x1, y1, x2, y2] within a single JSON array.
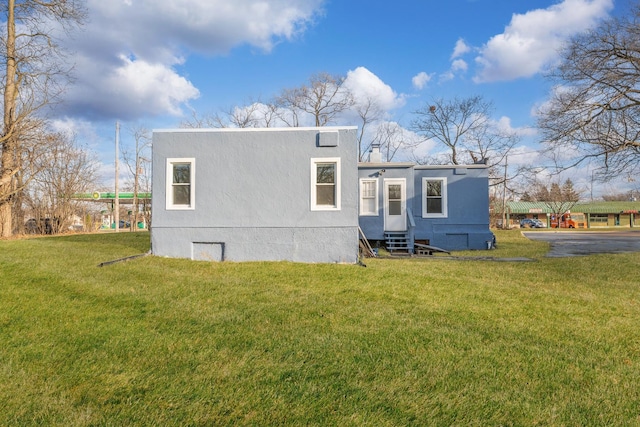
[[359, 178, 378, 216], [166, 158, 195, 210], [422, 177, 447, 218], [311, 158, 341, 211]]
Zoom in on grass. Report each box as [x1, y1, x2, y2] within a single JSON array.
[[1, 230, 640, 425]]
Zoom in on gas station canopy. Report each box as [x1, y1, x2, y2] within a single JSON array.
[[72, 192, 151, 205]]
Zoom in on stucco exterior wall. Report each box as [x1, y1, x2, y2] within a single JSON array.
[[357, 164, 493, 251], [151, 127, 359, 263], [413, 166, 493, 250], [357, 164, 413, 241]]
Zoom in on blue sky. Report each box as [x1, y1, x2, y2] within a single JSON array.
[[48, 0, 632, 195]]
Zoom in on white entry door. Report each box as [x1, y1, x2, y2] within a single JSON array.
[[384, 179, 406, 231]]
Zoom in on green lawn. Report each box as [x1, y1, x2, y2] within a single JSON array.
[[1, 230, 639, 426]]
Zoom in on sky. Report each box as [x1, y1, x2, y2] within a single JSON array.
[[44, 0, 635, 197]]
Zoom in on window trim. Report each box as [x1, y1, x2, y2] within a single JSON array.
[[359, 178, 379, 216], [422, 177, 448, 218], [166, 158, 195, 210], [310, 157, 341, 211]]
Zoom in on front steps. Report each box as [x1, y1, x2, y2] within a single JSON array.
[[384, 231, 411, 253]]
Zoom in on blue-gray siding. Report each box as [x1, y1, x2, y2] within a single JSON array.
[[151, 127, 359, 263], [358, 164, 493, 251]]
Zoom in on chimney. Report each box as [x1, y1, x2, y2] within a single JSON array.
[[369, 143, 382, 163]]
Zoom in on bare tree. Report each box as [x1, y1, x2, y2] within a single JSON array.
[[180, 110, 226, 128], [370, 121, 417, 163], [185, 74, 357, 130], [0, 0, 86, 237], [121, 125, 151, 231], [527, 179, 581, 221], [538, 3, 640, 180], [181, 99, 281, 129], [181, 72, 417, 163], [464, 121, 519, 169], [352, 96, 384, 161], [274, 72, 354, 127], [602, 190, 640, 201], [411, 96, 491, 165], [411, 96, 519, 168], [25, 132, 99, 234], [8, 116, 48, 234], [226, 100, 279, 128], [350, 97, 419, 163]]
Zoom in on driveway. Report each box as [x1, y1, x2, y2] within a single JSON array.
[[522, 230, 640, 257]]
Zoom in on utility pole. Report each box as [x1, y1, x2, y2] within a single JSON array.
[[115, 121, 120, 233], [132, 136, 141, 232], [501, 156, 508, 229], [132, 150, 139, 232]]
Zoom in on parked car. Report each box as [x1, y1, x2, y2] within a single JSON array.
[[520, 218, 544, 228], [24, 217, 56, 234], [111, 220, 131, 229]]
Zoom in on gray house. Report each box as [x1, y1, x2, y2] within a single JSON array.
[[151, 126, 493, 263], [151, 127, 359, 263], [358, 156, 494, 252]]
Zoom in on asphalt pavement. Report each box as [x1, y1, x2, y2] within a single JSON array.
[[522, 230, 640, 257]]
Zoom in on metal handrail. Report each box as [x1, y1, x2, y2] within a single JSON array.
[[406, 207, 416, 228]]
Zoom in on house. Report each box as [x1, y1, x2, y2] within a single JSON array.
[[151, 127, 494, 263], [358, 153, 494, 252], [151, 127, 360, 263]]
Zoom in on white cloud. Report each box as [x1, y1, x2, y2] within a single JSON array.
[[108, 56, 200, 117], [451, 38, 471, 59], [344, 67, 405, 111], [84, 0, 324, 59], [58, 0, 325, 120], [440, 59, 468, 84], [451, 59, 468, 73], [64, 55, 200, 120], [494, 116, 537, 138], [412, 72, 433, 90], [505, 145, 546, 169], [49, 117, 100, 140], [439, 71, 455, 83], [473, 0, 613, 83]]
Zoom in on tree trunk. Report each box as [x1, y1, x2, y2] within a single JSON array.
[[13, 174, 24, 235], [1, 0, 17, 237]]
